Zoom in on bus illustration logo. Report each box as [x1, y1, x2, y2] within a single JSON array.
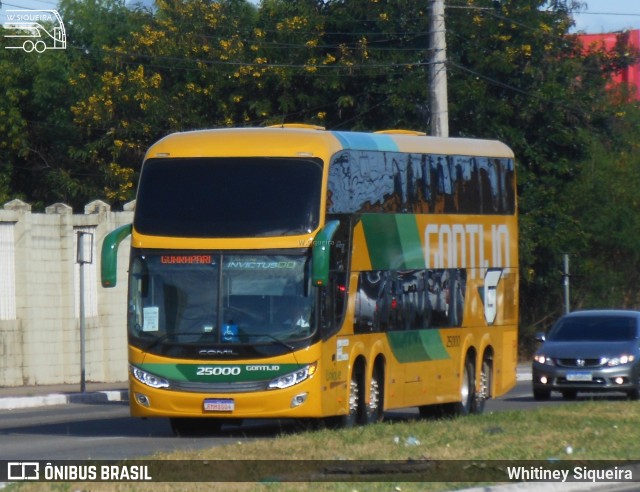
[[3, 10, 66, 53]]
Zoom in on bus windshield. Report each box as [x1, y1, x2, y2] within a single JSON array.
[[128, 253, 315, 350], [134, 157, 323, 237]]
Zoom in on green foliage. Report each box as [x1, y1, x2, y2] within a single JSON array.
[[566, 105, 640, 308], [1, 0, 640, 346]]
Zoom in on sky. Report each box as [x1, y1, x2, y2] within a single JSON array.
[[1, 1, 640, 36], [571, 0, 640, 33]]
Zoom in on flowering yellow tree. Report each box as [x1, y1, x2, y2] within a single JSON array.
[[70, 0, 260, 205]]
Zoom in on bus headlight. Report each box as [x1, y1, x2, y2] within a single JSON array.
[[130, 365, 170, 389], [268, 362, 317, 390]]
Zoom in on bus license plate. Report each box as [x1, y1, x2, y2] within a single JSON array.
[[566, 371, 592, 382], [203, 398, 234, 412]]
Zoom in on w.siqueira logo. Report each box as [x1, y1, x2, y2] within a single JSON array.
[[3, 10, 66, 53]]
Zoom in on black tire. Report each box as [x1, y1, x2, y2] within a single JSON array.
[[444, 357, 475, 416], [170, 417, 225, 437], [472, 359, 491, 415], [365, 365, 384, 424], [627, 388, 640, 401], [533, 388, 551, 401]]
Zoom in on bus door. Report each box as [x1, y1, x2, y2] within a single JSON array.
[[313, 218, 350, 416]]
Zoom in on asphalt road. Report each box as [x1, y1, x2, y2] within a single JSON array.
[[0, 377, 561, 461]]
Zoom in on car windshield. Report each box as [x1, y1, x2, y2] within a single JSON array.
[[547, 315, 638, 342], [127, 252, 314, 350]]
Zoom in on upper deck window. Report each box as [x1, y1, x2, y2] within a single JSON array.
[[135, 157, 323, 237], [327, 150, 515, 215]]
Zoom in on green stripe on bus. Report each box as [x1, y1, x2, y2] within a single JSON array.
[[138, 363, 301, 383], [395, 214, 426, 269], [386, 330, 450, 363], [361, 215, 425, 270], [361, 215, 402, 270]]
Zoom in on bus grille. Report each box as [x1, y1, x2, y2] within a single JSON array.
[[170, 380, 270, 393]]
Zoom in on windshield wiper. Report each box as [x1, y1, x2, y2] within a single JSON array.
[[142, 332, 203, 352], [241, 332, 296, 351]]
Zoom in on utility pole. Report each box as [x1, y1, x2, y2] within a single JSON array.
[[428, 0, 449, 137], [563, 254, 570, 314]]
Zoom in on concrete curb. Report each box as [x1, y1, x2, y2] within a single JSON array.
[[0, 389, 129, 411]]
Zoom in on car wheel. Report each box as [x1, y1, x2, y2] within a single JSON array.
[[627, 388, 640, 401], [562, 390, 578, 400], [533, 388, 551, 401]]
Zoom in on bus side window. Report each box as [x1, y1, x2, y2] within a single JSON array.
[[354, 271, 378, 333]]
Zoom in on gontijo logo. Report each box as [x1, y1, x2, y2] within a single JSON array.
[[3, 10, 66, 53]]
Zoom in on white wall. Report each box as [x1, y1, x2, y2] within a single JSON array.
[[0, 199, 133, 387]]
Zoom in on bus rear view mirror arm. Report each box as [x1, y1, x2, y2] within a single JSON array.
[[101, 223, 132, 288], [311, 220, 340, 287]]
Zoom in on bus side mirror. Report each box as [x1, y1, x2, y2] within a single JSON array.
[[101, 223, 132, 288], [311, 220, 340, 287]]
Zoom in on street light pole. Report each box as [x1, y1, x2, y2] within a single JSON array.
[[77, 231, 93, 393]]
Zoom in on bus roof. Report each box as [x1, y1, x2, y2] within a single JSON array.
[[145, 127, 515, 161]]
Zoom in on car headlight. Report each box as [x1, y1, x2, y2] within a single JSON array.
[[268, 362, 317, 390], [130, 364, 170, 389], [605, 355, 635, 367], [534, 354, 554, 366]]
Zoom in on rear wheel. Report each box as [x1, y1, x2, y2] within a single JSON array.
[[365, 365, 384, 424], [472, 359, 491, 414], [340, 371, 362, 428], [444, 357, 475, 416]]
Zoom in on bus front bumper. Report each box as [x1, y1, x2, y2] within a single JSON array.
[[128, 378, 326, 419]]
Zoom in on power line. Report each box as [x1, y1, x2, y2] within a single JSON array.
[[571, 11, 640, 18]]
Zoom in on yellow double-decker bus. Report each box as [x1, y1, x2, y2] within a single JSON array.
[[101, 125, 518, 435]]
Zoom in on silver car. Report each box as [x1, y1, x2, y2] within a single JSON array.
[[532, 310, 640, 401]]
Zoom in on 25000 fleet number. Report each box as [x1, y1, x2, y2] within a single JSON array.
[[196, 366, 241, 376]]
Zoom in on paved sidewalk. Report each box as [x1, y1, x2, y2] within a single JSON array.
[[0, 381, 129, 410]]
